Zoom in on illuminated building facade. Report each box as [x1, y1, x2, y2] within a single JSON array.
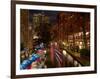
[[52, 12, 90, 50], [20, 9, 33, 50]]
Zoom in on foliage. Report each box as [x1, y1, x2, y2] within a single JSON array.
[[79, 48, 90, 56], [21, 43, 24, 51], [36, 23, 52, 46]]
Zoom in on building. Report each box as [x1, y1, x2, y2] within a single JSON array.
[[51, 12, 90, 50], [20, 9, 33, 50]]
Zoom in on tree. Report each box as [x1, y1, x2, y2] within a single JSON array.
[[36, 23, 52, 46]]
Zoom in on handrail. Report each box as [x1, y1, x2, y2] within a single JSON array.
[[63, 48, 85, 66]]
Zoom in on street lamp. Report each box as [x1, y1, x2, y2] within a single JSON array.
[[63, 50, 67, 56]]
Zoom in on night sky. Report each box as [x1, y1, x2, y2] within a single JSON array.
[[28, 9, 90, 26], [29, 10, 60, 24]]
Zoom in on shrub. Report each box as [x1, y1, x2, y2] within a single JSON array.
[[80, 48, 90, 57]]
